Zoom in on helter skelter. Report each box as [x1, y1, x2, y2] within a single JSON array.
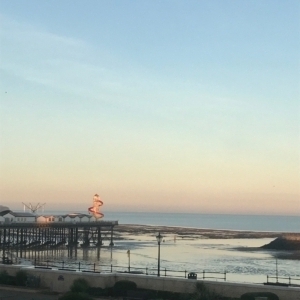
[[88, 194, 104, 219]]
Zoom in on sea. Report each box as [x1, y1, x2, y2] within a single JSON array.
[[102, 212, 300, 232], [47, 211, 300, 232], [13, 211, 300, 285]]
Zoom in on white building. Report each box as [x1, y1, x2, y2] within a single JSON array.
[[2, 211, 36, 223], [36, 213, 91, 223], [63, 213, 92, 223], [37, 215, 55, 223], [0, 209, 92, 224]]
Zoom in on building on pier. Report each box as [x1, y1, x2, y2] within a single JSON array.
[[1, 211, 36, 223], [37, 213, 92, 223], [1, 211, 100, 224]]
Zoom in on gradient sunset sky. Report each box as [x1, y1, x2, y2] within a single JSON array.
[[0, 1, 299, 215]]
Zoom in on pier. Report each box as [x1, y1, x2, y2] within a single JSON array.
[[0, 221, 118, 263]]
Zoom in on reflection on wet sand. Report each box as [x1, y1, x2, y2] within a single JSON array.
[[3, 224, 300, 284]]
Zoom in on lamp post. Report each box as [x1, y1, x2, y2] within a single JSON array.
[[127, 250, 130, 273], [156, 232, 163, 277]]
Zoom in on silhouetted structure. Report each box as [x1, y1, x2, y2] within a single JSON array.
[[0, 220, 118, 263]]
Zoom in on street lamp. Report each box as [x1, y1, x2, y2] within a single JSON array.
[[156, 232, 163, 277]]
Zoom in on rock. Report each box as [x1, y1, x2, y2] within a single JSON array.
[[261, 235, 300, 251]]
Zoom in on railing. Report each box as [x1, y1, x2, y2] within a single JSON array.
[[202, 270, 226, 281], [33, 259, 227, 281], [31, 259, 300, 285], [266, 275, 300, 286]]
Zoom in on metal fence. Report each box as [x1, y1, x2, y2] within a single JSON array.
[[266, 275, 300, 286], [31, 259, 300, 286], [33, 259, 227, 281]]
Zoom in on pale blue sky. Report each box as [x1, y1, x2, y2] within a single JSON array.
[[0, 1, 299, 215]]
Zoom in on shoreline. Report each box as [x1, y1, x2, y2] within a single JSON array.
[[114, 224, 300, 260], [114, 224, 296, 239]]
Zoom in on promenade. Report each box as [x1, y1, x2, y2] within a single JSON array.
[[0, 264, 299, 299]]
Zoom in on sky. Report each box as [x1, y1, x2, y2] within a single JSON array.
[[0, 1, 299, 216]]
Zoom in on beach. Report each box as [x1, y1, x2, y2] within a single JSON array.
[[2, 223, 299, 285], [97, 224, 300, 284], [113, 224, 300, 256], [113, 224, 285, 240]]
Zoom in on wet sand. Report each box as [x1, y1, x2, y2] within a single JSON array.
[[114, 224, 291, 240], [113, 224, 300, 261]]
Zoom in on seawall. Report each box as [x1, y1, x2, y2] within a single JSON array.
[[0, 265, 299, 300]]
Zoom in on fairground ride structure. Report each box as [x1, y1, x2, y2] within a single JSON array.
[[88, 194, 104, 219], [22, 202, 46, 214]]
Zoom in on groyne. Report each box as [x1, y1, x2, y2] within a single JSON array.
[[0, 265, 299, 300]]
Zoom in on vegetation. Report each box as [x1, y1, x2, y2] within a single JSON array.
[[53, 277, 239, 300], [190, 282, 224, 300], [86, 286, 108, 297], [0, 270, 9, 284], [70, 278, 90, 293], [15, 270, 28, 286], [240, 292, 279, 300], [0, 270, 16, 285], [58, 292, 93, 300], [113, 280, 137, 296]]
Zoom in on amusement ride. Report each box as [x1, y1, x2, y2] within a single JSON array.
[[88, 194, 104, 219]]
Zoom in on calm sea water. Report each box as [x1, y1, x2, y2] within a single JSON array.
[[47, 211, 300, 232]]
